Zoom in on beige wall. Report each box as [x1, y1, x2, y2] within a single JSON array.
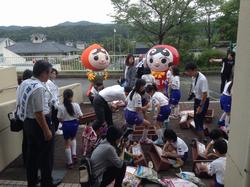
[[0, 75, 83, 171], [224, 0, 250, 186]]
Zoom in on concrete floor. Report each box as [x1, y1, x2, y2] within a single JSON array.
[[0, 102, 222, 186]]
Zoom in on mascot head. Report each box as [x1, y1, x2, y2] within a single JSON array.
[[81, 44, 110, 71], [146, 45, 180, 72]]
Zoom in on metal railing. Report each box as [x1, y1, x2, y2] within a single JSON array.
[[0, 55, 139, 72]]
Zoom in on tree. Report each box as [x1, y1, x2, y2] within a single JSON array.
[[111, 0, 196, 44], [196, 0, 223, 47], [216, 0, 240, 42]]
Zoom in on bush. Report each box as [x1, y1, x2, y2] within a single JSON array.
[[195, 49, 226, 67]]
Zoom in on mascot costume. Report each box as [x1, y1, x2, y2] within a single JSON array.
[[81, 44, 110, 97], [146, 45, 180, 91]]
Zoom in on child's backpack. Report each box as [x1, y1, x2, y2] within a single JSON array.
[[79, 157, 94, 187], [81, 126, 97, 157]]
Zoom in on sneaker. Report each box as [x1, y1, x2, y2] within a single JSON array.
[[154, 138, 164, 145], [72, 155, 78, 164], [139, 138, 153, 144], [55, 129, 63, 135]]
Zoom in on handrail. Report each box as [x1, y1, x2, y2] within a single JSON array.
[[0, 85, 17, 93]]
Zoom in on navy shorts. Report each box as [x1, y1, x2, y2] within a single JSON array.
[[194, 98, 210, 131], [170, 89, 181, 105], [165, 81, 169, 95], [215, 178, 224, 187], [125, 109, 143, 127], [62, 119, 79, 140], [180, 152, 188, 162], [220, 94, 231, 113], [157, 105, 171, 122]]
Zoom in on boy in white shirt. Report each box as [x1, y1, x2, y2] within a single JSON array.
[[185, 63, 210, 139], [199, 139, 227, 187], [162, 129, 189, 167], [141, 67, 156, 86]]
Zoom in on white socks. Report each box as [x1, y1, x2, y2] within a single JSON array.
[[65, 148, 72, 164], [174, 105, 180, 116], [225, 115, 230, 128], [142, 129, 149, 139], [220, 112, 226, 121], [71, 139, 77, 156]]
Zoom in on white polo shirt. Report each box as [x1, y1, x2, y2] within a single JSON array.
[[222, 81, 232, 96], [57, 102, 83, 121], [142, 74, 156, 86], [46, 79, 59, 108], [152, 92, 169, 107], [126, 92, 142, 112], [43, 83, 53, 115], [192, 72, 210, 100], [208, 157, 226, 185], [99, 85, 126, 103], [171, 76, 180, 90], [166, 70, 173, 81], [170, 137, 189, 156]]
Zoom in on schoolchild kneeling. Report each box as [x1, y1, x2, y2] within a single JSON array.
[[162, 129, 189, 168], [146, 84, 171, 145], [57, 89, 83, 169]]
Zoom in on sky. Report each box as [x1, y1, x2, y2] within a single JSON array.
[[0, 0, 115, 27]]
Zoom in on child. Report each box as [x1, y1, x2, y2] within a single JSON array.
[[218, 81, 233, 131], [166, 62, 173, 96], [88, 78, 104, 104], [169, 66, 181, 118], [125, 79, 151, 143], [57, 89, 83, 169], [141, 67, 156, 86], [162, 129, 188, 167], [204, 129, 228, 158], [200, 139, 227, 187], [146, 84, 171, 145]]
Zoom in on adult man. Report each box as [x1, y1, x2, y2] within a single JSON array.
[[17, 60, 55, 187], [46, 68, 60, 132], [210, 51, 235, 93], [185, 63, 210, 139], [92, 85, 131, 131]]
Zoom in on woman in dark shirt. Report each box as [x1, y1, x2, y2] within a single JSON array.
[[125, 54, 137, 88], [210, 51, 235, 93]]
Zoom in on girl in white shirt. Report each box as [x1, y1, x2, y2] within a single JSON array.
[[169, 66, 181, 118], [125, 79, 151, 143], [146, 84, 171, 145], [57, 89, 83, 169], [218, 81, 233, 131]]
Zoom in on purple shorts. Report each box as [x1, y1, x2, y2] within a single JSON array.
[[62, 119, 79, 140], [125, 109, 143, 127], [157, 105, 171, 122], [170, 89, 181, 105], [220, 94, 231, 113]]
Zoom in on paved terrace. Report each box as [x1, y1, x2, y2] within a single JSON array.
[[0, 102, 222, 187]]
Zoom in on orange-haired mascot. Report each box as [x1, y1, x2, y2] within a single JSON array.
[[146, 45, 180, 91], [81, 44, 110, 98]]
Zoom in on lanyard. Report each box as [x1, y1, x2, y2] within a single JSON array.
[[194, 72, 200, 87]]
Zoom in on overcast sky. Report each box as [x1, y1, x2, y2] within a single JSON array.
[[0, 0, 115, 27]]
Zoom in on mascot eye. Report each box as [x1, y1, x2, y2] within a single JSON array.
[[150, 58, 153, 63], [94, 56, 99, 61], [105, 55, 109, 60], [161, 59, 167, 64]]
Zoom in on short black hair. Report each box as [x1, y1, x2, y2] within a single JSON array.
[[22, 69, 33, 80], [228, 51, 235, 59], [124, 86, 132, 93], [145, 84, 157, 93], [213, 139, 228, 155], [163, 129, 177, 142], [93, 78, 103, 87], [185, 62, 197, 71], [106, 126, 123, 145], [209, 129, 223, 140], [172, 66, 180, 76], [168, 62, 173, 68], [51, 68, 58, 75], [143, 67, 151, 74], [33, 60, 52, 78]]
